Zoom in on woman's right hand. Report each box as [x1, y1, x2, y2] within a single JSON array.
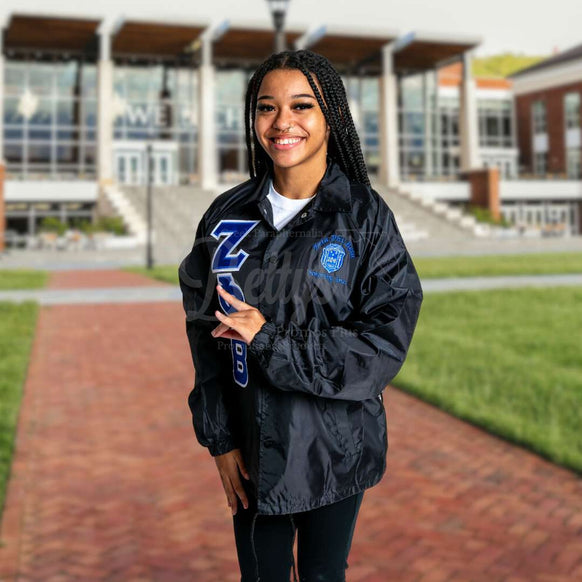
[[214, 448, 250, 515]]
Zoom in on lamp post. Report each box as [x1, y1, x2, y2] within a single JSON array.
[[266, 0, 290, 53]]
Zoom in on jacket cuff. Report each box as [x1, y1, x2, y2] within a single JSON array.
[[208, 438, 238, 457], [249, 321, 278, 358]]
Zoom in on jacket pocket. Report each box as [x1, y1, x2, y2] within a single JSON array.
[[325, 400, 362, 458]]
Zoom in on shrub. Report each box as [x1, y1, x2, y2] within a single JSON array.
[[76, 216, 128, 235], [466, 205, 512, 227], [70, 218, 96, 234], [39, 216, 127, 236], [95, 216, 127, 235], [38, 217, 67, 235]]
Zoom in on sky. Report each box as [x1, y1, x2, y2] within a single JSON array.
[[1, 0, 581, 58]]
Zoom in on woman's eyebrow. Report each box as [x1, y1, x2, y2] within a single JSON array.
[[257, 94, 316, 101]]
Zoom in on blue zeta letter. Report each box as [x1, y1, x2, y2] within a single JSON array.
[[210, 220, 260, 273], [216, 272, 248, 388], [211, 219, 259, 388]]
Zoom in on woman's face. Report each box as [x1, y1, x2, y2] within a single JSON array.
[[254, 68, 330, 172]]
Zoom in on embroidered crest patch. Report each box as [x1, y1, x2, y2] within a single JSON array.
[[308, 234, 356, 286], [320, 243, 346, 273]]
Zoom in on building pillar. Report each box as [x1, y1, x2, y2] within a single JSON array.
[[0, 28, 6, 252], [29, 206, 35, 236], [459, 51, 481, 172], [198, 35, 217, 191], [0, 164, 5, 253], [510, 89, 518, 178], [434, 68, 442, 176], [0, 29, 4, 165], [379, 42, 400, 188], [0, 30, 5, 252], [462, 166, 500, 220], [423, 70, 433, 178], [346, 75, 362, 134], [97, 31, 114, 185]]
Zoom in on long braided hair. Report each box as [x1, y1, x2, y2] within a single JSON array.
[[244, 49, 370, 186]]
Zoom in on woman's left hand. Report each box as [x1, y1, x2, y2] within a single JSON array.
[[211, 284, 267, 345]]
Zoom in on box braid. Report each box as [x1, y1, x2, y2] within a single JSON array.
[[244, 49, 370, 186]]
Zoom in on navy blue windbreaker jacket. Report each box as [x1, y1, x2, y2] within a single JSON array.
[[178, 158, 424, 516]]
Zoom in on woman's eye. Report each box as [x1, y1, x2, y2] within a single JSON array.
[[256, 103, 313, 112]]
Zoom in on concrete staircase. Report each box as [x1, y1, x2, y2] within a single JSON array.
[[102, 184, 148, 244], [371, 181, 481, 245], [117, 185, 216, 264], [373, 180, 501, 241], [107, 179, 494, 264]]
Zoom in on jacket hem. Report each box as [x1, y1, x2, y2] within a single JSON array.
[[255, 468, 386, 516]]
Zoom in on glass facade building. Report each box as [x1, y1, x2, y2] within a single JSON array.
[[4, 60, 97, 180], [2, 62, 517, 185], [8, 14, 569, 241], [112, 64, 199, 185]]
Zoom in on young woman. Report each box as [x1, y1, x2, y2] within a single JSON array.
[[179, 50, 424, 581]]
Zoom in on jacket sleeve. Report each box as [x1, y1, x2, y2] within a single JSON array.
[[247, 202, 424, 402], [179, 215, 239, 456]]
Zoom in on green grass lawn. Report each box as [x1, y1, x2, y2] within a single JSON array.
[[413, 251, 582, 279], [127, 251, 582, 286], [0, 302, 39, 515], [1, 252, 580, 290], [394, 286, 582, 474], [124, 265, 180, 285], [0, 270, 48, 290]]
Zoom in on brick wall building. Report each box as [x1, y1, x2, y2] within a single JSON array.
[[509, 45, 582, 179], [514, 81, 582, 176]]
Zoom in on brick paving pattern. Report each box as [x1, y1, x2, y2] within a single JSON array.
[[0, 272, 581, 581], [48, 269, 171, 289]]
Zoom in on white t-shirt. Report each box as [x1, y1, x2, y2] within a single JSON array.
[[267, 178, 317, 231]]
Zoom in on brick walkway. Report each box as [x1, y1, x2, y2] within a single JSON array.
[[1, 271, 581, 581], [48, 269, 170, 289]]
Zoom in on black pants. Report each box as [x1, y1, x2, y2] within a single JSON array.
[[232, 481, 364, 582]]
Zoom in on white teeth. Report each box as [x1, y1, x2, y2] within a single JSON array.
[[273, 138, 302, 145]]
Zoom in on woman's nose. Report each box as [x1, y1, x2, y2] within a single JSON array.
[[273, 109, 293, 131]]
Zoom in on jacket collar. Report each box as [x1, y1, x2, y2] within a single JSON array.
[[250, 157, 352, 213]]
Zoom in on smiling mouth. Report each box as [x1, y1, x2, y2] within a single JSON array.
[[269, 137, 305, 149], [270, 137, 304, 144]]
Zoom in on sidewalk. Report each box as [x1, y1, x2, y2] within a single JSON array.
[[1, 233, 582, 271], [0, 270, 581, 581], [1, 273, 581, 306]]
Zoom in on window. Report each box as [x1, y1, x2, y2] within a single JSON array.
[[113, 64, 199, 184], [351, 76, 380, 175], [534, 152, 546, 175], [564, 93, 580, 178], [4, 60, 97, 180], [564, 92, 580, 129], [478, 99, 513, 148], [532, 100, 546, 134], [567, 148, 581, 179]]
